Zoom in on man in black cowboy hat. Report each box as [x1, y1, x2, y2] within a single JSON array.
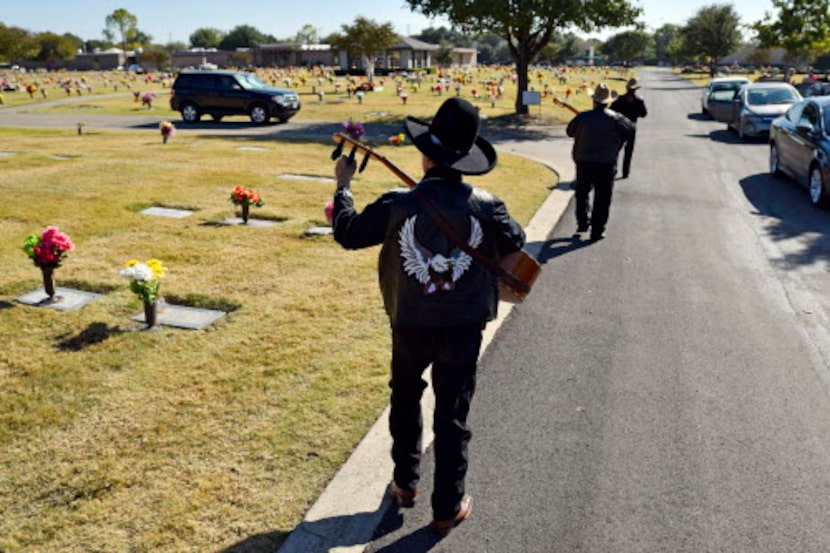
[[610, 77, 647, 179], [567, 82, 635, 240], [331, 97, 525, 536]]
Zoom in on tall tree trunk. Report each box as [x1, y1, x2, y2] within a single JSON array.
[[515, 52, 530, 115]]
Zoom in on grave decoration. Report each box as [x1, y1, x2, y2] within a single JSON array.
[[159, 121, 175, 144], [22, 226, 75, 304], [120, 259, 166, 329], [325, 200, 334, 224], [77, 122, 86, 135], [389, 133, 406, 146], [342, 120, 365, 140], [229, 186, 265, 224]]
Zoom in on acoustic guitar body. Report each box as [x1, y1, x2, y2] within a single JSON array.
[[498, 250, 541, 303]]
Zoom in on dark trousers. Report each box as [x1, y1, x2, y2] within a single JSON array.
[[575, 161, 615, 235], [389, 324, 482, 520], [620, 132, 636, 177]]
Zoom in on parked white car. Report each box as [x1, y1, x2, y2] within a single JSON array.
[[701, 77, 750, 116]]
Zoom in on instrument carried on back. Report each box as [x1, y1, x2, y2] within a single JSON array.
[[331, 133, 541, 303]]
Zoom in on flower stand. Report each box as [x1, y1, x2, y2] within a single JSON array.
[[143, 300, 158, 329], [40, 266, 61, 304], [241, 203, 250, 224]]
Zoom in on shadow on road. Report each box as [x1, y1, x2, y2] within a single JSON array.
[[740, 172, 830, 269], [536, 236, 595, 264]]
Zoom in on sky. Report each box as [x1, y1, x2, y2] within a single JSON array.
[[3, 1, 775, 45]]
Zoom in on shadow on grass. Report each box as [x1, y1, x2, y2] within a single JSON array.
[[0, 300, 14, 310], [162, 293, 241, 312], [55, 322, 124, 351], [219, 530, 288, 553], [61, 280, 120, 294]]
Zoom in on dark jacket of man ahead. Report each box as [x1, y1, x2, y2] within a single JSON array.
[[610, 77, 647, 178], [331, 97, 525, 535], [567, 83, 635, 240]]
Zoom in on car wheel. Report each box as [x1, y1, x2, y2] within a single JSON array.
[[181, 102, 200, 123], [769, 143, 783, 176], [809, 165, 828, 207], [249, 103, 270, 124], [211, 114, 223, 122]]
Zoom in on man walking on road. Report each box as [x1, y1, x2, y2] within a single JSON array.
[[331, 98, 526, 536], [610, 77, 648, 179], [567, 82, 636, 241]]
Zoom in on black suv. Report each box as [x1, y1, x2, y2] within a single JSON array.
[[170, 70, 300, 124]]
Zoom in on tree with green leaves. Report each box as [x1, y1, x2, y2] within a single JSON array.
[[602, 30, 652, 64], [218, 25, 276, 50], [0, 24, 39, 63], [34, 33, 79, 66], [295, 24, 319, 45], [328, 17, 398, 82], [104, 8, 139, 55], [190, 27, 226, 49], [405, 0, 640, 114], [653, 24, 680, 63], [680, 4, 742, 76], [752, 0, 830, 65], [140, 44, 170, 70]]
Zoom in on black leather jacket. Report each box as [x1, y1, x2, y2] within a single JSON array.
[[567, 106, 635, 165], [333, 167, 526, 327]]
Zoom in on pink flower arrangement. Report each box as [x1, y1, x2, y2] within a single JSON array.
[[23, 226, 75, 268], [160, 121, 175, 143], [324, 200, 334, 224], [342, 120, 365, 140], [142, 92, 156, 108], [399, 92, 409, 104]]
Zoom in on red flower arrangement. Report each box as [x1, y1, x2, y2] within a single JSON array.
[[23, 226, 75, 269]]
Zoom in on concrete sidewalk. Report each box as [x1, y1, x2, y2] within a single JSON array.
[[277, 127, 576, 553]]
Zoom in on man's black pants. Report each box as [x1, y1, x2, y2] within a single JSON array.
[[575, 161, 616, 236], [620, 132, 636, 177], [389, 324, 482, 520]]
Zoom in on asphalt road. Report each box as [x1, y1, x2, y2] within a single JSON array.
[[363, 68, 830, 552]]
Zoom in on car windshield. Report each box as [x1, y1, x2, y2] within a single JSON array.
[[712, 81, 745, 91], [710, 89, 737, 102], [236, 73, 269, 90], [746, 87, 800, 106]]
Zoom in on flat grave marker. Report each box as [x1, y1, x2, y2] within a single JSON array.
[[16, 287, 104, 311], [140, 206, 194, 218], [131, 303, 226, 330]]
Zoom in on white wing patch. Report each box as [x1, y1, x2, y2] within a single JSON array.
[[398, 215, 483, 295]]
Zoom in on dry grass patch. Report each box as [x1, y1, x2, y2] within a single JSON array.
[[0, 127, 554, 552]]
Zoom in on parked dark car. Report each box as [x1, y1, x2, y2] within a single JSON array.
[[170, 70, 300, 124], [769, 96, 830, 206], [710, 82, 802, 139]]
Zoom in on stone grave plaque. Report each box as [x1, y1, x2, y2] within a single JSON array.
[[140, 207, 194, 218], [16, 287, 103, 311], [131, 303, 226, 330], [238, 146, 269, 151], [279, 174, 336, 183], [304, 226, 333, 236]]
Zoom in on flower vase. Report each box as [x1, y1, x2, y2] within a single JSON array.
[[143, 300, 158, 329], [241, 203, 250, 224], [162, 135, 168, 144], [41, 266, 56, 300]]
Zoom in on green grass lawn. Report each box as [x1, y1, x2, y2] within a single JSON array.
[[0, 126, 555, 552]]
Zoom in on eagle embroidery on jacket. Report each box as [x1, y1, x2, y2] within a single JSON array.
[[398, 215, 483, 295]]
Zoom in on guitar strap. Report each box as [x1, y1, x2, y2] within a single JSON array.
[[412, 188, 530, 294]]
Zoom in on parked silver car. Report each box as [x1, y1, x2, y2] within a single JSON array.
[[769, 96, 830, 206], [711, 82, 802, 139]]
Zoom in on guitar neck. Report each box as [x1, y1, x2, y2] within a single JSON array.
[[333, 133, 417, 188]]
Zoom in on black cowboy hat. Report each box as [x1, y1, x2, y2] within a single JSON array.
[[403, 97, 497, 175]]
